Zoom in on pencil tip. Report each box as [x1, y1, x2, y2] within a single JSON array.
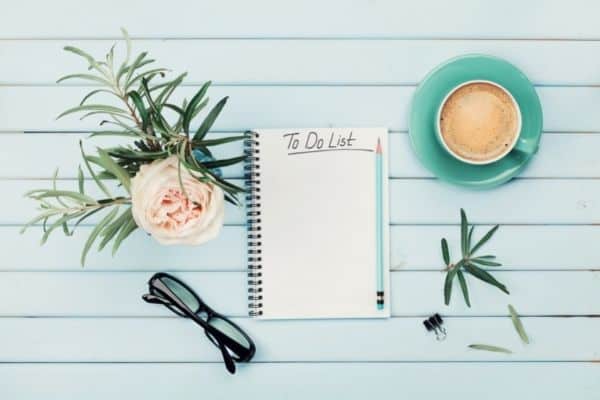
[[376, 138, 382, 153]]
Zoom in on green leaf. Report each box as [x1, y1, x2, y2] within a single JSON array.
[[80, 141, 112, 197], [89, 131, 140, 139], [139, 78, 170, 132], [112, 213, 138, 256], [79, 111, 134, 122], [193, 96, 228, 141], [468, 344, 512, 354], [95, 171, 117, 180], [194, 135, 248, 147], [124, 51, 148, 86], [117, 27, 132, 79], [57, 73, 112, 86], [183, 81, 211, 134], [106, 43, 116, 69], [63, 46, 96, 64], [174, 98, 188, 132], [224, 193, 238, 205], [81, 206, 119, 266], [212, 173, 245, 194], [444, 267, 457, 306], [155, 72, 187, 106], [508, 304, 530, 344], [201, 154, 246, 169], [190, 98, 209, 121], [41, 212, 84, 245], [463, 263, 509, 295], [460, 208, 468, 257], [126, 68, 168, 90], [79, 89, 117, 106], [163, 103, 185, 116], [123, 59, 154, 79], [26, 189, 97, 205], [107, 147, 167, 161], [468, 225, 474, 252], [177, 154, 191, 201], [57, 104, 128, 120], [456, 270, 471, 307], [77, 166, 84, 194], [51, 168, 68, 208], [96, 148, 132, 193], [73, 207, 104, 229], [62, 221, 72, 236], [441, 238, 450, 265], [63, 46, 107, 75], [98, 208, 132, 251], [471, 258, 502, 267], [127, 90, 149, 130], [20, 210, 61, 234], [85, 155, 104, 167], [139, 78, 160, 114], [470, 225, 499, 255]]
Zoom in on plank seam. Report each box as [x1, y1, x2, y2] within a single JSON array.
[[5, 36, 600, 41], [0, 360, 596, 365]]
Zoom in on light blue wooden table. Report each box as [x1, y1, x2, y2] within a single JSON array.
[[1, 1, 599, 398]]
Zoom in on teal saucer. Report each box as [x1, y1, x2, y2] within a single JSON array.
[[408, 54, 543, 189]]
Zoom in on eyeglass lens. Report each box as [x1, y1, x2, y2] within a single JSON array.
[[160, 275, 201, 312], [207, 316, 252, 352]]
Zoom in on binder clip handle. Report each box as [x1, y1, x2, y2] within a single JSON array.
[[423, 313, 447, 341]]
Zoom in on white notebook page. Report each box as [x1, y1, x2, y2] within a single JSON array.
[[253, 127, 390, 319]]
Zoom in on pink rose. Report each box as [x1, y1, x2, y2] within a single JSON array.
[[130, 156, 224, 245]]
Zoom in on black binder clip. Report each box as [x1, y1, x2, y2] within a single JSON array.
[[423, 313, 447, 341]]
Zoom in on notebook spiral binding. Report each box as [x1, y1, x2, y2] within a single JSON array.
[[244, 131, 263, 317]]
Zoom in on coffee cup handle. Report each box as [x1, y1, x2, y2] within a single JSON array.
[[513, 136, 538, 155]]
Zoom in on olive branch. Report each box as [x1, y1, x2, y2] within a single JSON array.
[[442, 209, 509, 307], [21, 28, 247, 266]]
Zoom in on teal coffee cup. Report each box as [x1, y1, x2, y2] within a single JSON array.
[[435, 79, 537, 165]]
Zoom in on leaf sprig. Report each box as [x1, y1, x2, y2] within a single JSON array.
[[442, 209, 509, 307], [21, 157, 135, 266], [22, 29, 247, 265], [55, 28, 246, 203]]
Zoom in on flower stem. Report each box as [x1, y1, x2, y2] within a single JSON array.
[[60, 197, 131, 216]]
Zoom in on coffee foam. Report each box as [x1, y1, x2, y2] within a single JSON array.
[[440, 82, 519, 162]]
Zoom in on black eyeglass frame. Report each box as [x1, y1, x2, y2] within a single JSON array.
[[142, 272, 256, 372]]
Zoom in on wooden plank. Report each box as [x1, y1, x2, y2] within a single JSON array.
[[2, 133, 600, 179], [392, 179, 600, 224], [7, 226, 247, 271], [5, 39, 600, 85], [0, 86, 599, 132], [1, 362, 598, 400], [0, 271, 597, 317], [393, 225, 600, 270], [4, 225, 600, 271], [0, 0, 599, 39], [8, 178, 600, 227], [0, 317, 597, 361], [7, 181, 600, 230]]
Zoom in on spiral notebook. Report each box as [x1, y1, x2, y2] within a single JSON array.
[[245, 127, 390, 319]]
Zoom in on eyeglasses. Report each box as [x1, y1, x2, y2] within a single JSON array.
[[142, 272, 256, 374]]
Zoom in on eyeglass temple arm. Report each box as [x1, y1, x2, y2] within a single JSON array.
[[218, 341, 236, 374], [142, 293, 171, 305]]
